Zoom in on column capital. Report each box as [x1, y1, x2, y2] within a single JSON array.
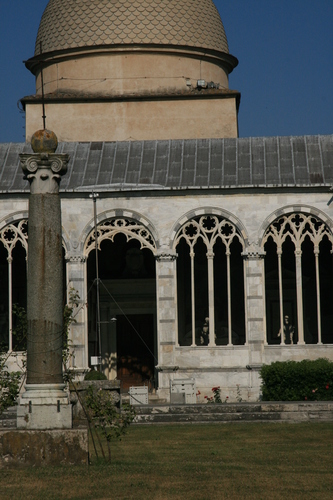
[[20, 153, 69, 194], [155, 249, 177, 262], [66, 253, 87, 263], [242, 243, 266, 260]]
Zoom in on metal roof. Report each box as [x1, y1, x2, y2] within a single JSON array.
[[0, 135, 332, 194]]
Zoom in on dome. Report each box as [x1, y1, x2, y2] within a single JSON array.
[[35, 0, 229, 56]]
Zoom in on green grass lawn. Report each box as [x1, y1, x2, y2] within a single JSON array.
[[1, 423, 333, 499]]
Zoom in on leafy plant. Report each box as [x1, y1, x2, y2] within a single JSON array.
[[0, 353, 21, 415], [204, 386, 227, 403], [236, 384, 243, 403], [0, 304, 27, 415], [62, 288, 80, 383], [11, 304, 28, 351], [0, 288, 80, 413], [84, 384, 136, 462], [84, 370, 107, 381], [260, 358, 333, 401]]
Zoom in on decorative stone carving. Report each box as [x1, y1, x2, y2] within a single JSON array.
[[0, 219, 28, 255], [262, 212, 333, 346], [84, 217, 156, 255], [66, 254, 86, 263], [20, 153, 69, 194], [174, 214, 243, 251], [156, 250, 177, 262], [242, 243, 266, 259], [262, 213, 333, 251], [174, 214, 245, 348]]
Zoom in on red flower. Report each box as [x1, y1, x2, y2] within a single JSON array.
[[204, 396, 208, 399], [326, 385, 329, 390], [226, 396, 229, 399], [304, 397, 307, 400]]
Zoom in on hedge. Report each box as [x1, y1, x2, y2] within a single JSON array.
[[260, 358, 333, 401], [84, 369, 107, 381]]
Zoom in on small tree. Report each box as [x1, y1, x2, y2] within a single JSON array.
[[84, 384, 136, 462]]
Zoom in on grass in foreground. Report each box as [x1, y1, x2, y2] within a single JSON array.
[[1, 423, 333, 499]]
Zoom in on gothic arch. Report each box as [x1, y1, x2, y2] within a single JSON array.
[[0, 215, 29, 351], [262, 208, 333, 345], [171, 207, 249, 246], [258, 205, 333, 248], [0, 213, 70, 351], [0, 211, 29, 231], [80, 209, 158, 256], [84, 210, 158, 386], [173, 209, 246, 347]]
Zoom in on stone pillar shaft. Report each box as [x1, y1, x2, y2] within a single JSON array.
[[17, 151, 71, 430], [27, 192, 63, 384]]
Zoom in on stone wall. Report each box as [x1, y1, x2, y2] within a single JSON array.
[[1, 189, 333, 401]]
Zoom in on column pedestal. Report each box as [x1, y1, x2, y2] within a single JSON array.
[[17, 384, 72, 429]]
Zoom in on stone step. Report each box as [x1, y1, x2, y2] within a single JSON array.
[[3, 402, 333, 428], [132, 402, 333, 424], [122, 393, 167, 405], [0, 407, 17, 429]]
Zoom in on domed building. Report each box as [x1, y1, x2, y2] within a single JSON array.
[[0, 1, 333, 402], [23, 0, 239, 142]]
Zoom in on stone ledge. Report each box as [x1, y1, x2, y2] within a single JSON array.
[[0, 429, 88, 466], [133, 402, 333, 424]]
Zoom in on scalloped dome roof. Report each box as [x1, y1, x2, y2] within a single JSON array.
[[35, 0, 229, 56]]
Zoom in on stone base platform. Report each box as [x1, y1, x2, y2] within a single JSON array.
[[0, 429, 88, 466], [133, 401, 333, 424]]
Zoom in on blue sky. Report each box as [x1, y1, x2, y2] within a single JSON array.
[[0, 0, 332, 142]]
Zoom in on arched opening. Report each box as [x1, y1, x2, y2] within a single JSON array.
[[0, 220, 28, 351], [0, 218, 69, 353], [263, 212, 333, 345], [0, 242, 9, 349], [175, 214, 246, 346], [86, 220, 157, 390], [319, 236, 333, 344]]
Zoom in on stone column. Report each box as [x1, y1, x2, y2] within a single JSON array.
[[17, 137, 71, 429], [295, 248, 305, 345], [242, 244, 266, 399], [65, 253, 89, 379], [155, 249, 178, 400]]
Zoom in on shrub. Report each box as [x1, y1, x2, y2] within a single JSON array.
[[260, 358, 333, 401], [0, 354, 22, 414], [84, 369, 107, 381], [84, 384, 135, 462]]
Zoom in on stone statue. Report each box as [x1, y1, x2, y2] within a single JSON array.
[[278, 315, 295, 344]]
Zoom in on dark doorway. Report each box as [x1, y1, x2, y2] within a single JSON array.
[[116, 314, 155, 390], [87, 229, 157, 386]]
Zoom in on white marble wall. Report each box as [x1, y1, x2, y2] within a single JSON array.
[[2, 189, 333, 400]]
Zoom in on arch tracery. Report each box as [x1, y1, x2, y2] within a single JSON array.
[[0, 219, 28, 256], [84, 217, 157, 257], [263, 212, 333, 345], [0, 219, 28, 351], [174, 214, 246, 347]]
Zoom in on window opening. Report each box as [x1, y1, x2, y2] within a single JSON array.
[[175, 215, 245, 346], [263, 213, 333, 345]]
